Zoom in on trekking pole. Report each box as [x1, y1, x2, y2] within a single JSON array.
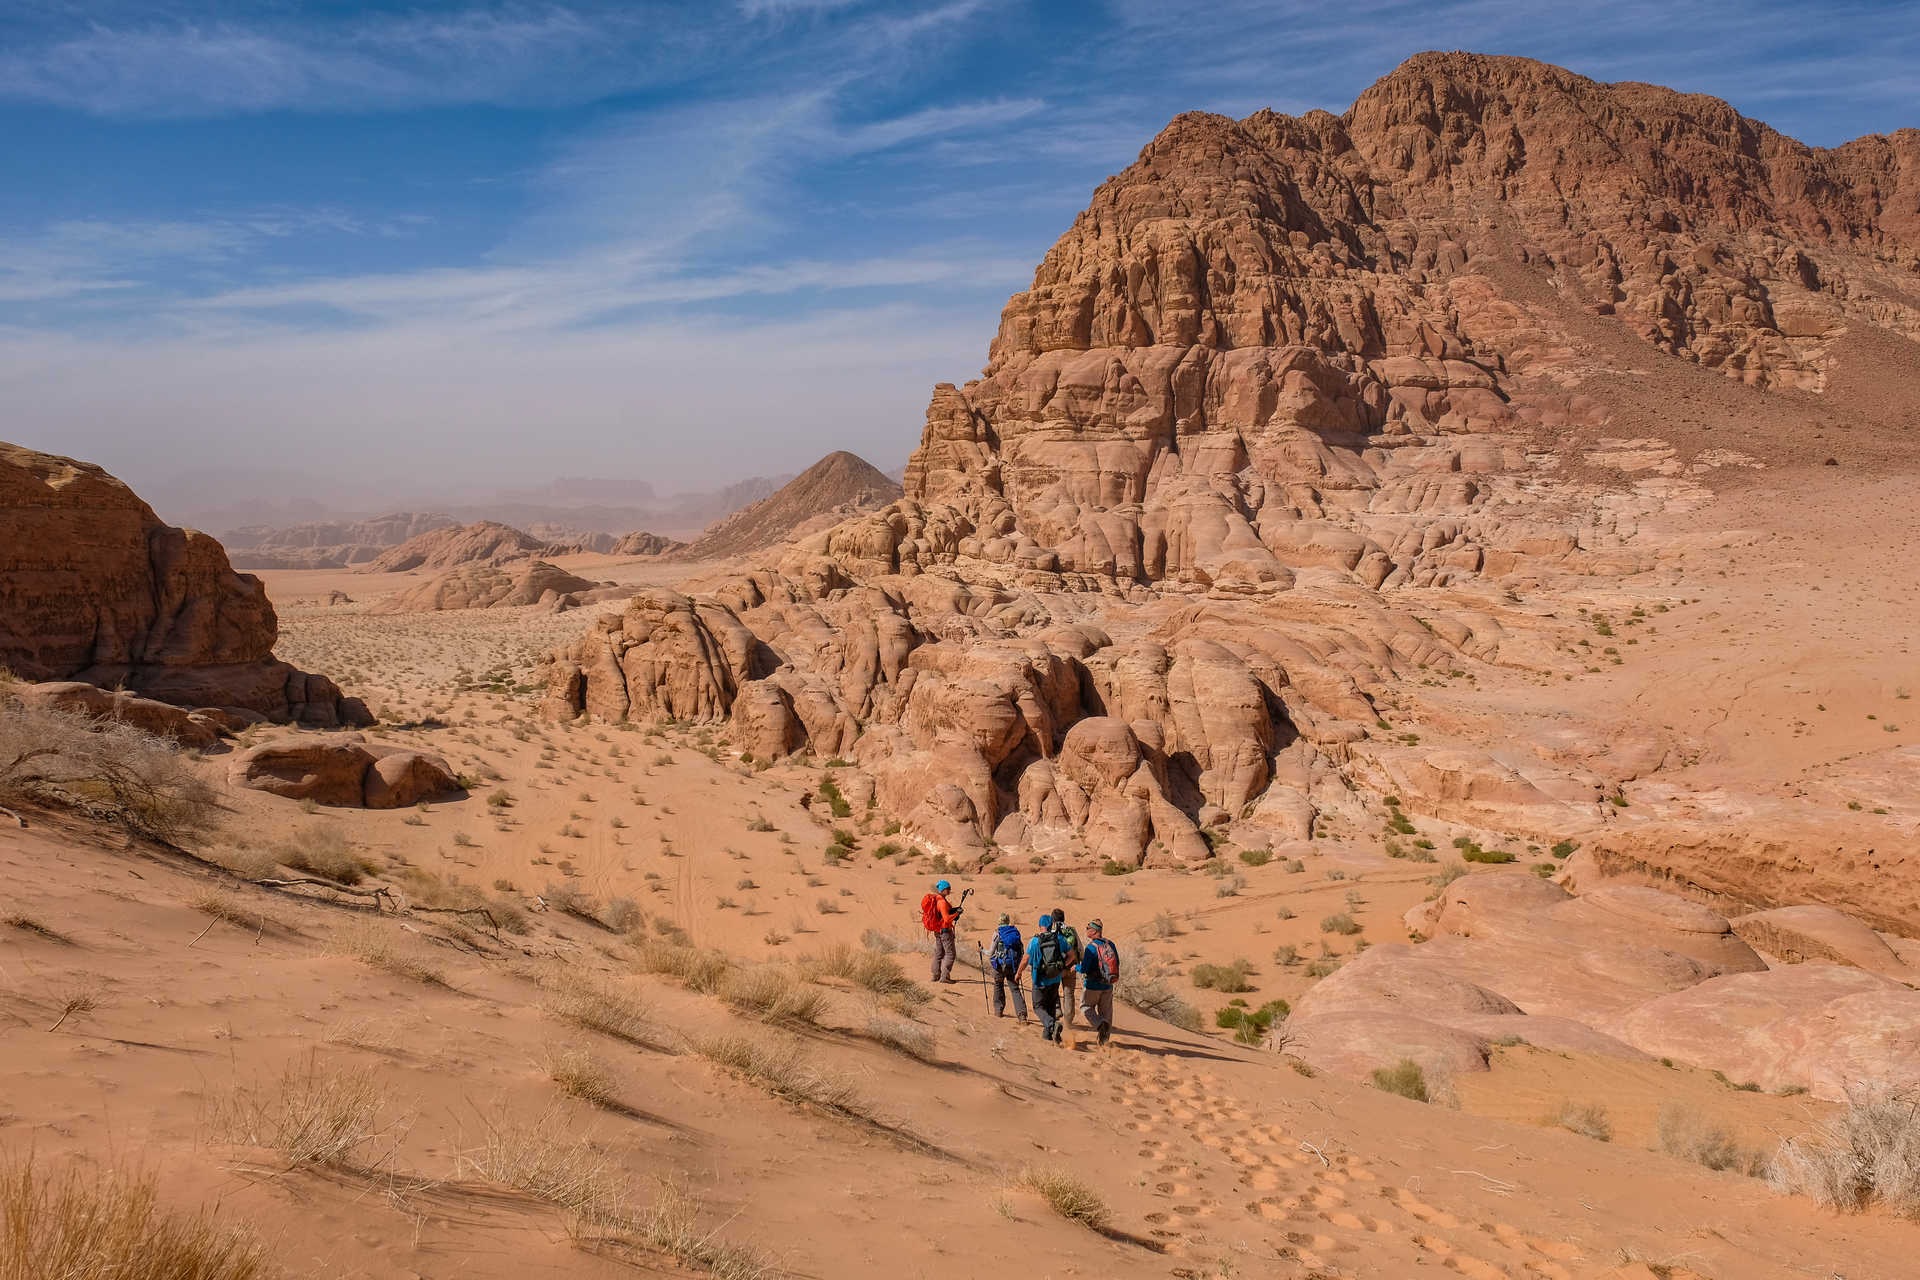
[[976, 941, 991, 1012]]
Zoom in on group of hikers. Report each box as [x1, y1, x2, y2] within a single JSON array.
[[921, 879, 1121, 1046]]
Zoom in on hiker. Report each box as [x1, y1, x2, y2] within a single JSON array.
[[1051, 906, 1082, 1029], [1078, 918, 1120, 1045], [920, 878, 962, 983], [1028, 913, 1068, 1044], [989, 912, 1028, 1022]]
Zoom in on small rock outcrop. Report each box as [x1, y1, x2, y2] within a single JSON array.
[[0, 443, 370, 727], [372, 558, 604, 613], [228, 734, 459, 809]]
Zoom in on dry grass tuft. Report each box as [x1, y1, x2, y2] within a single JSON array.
[[865, 1014, 936, 1061], [1768, 1084, 1920, 1215], [798, 943, 925, 1001], [1370, 1058, 1431, 1103], [1656, 1102, 1765, 1176], [720, 967, 828, 1026], [274, 829, 373, 885], [334, 921, 449, 988], [190, 891, 279, 935], [1015, 1167, 1110, 1231], [1549, 1100, 1613, 1142], [633, 940, 733, 993], [545, 1045, 620, 1109], [216, 1055, 401, 1170], [462, 1106, 625, 1227], [542, 973, 660, 1049], [0, 1155, 271, 1280], [632, 1180, 781, 1280], [695, 1034, 872, 1121], [2, 913, 71, 944]]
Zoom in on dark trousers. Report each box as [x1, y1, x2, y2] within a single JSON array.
[[992, 966, 1028, 1019], [1034, 982, 1062, 1041], [931, 929, 956, 981]]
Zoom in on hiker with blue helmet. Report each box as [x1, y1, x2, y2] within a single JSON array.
[[919, 878, 963, 984], [1027, 912, 1068, 1044], [988, 912, 1029, 1022]]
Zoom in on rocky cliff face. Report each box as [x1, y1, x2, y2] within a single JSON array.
[[544, 53, 1919, 873], [0, 443, 369, 726]]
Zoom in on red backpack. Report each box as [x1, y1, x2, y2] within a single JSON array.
[[920, 892, 943, 932]]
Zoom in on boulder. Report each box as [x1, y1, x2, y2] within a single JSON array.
[[228, 734, 459, 809], [1730, 904, 1913, 977]]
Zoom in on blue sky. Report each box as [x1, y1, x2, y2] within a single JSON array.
[[1, 1, 1915, 521]]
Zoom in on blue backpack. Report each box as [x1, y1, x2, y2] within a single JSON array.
[[990, 925, 1022, 971]]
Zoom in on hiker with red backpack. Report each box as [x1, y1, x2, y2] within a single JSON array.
[[1027, 913, 1068, 1044], [1077, 918, 1121, 1045], [920, 879, 964, 983]]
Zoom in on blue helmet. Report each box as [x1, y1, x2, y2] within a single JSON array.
[[1038, 914, 1053, 929], [935, 879, 951, 892]]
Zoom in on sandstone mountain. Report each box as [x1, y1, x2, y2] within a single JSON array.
[[0, 443, 368, 726], [674, 451, 902, 561], [544, 53, 1920, 924], [541, 529, 688, 557], [360, 519, 547, 574]]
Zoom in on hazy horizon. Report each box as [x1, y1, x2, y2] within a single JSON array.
[[3, 0, 1914, 525]]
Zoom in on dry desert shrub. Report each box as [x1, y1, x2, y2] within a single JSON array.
[[216, 1055, 401, 1170], [2, 913, 71, 945], [1656, 1103, 1765, 1175], [0, 1154, 272, 1280], [1014, 1167, 1110, 1232], [0, 703, 216, 843], [633, 940, 733, 993], [542, 973, 659, 1048], [858, 927, 934, 957], [1115, 954, 1203, 1032], [334, 921, 449, 988], [1767, 1085, 1920, 1215], [1550, 1101, 1614, 1142], [694, 1034, 872, 1121], [865, 1014, 936, 1061], [720, 967, 828, 1026], [1190, 957, 1255, 992]]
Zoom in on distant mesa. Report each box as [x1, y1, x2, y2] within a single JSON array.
[[358, 520, 548, 574], [674, 451, 901, 561], [0, 442, 369, 727]]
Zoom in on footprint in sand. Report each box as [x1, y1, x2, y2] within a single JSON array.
[[1443, 1253, 1513, 1280], [1385, 1186, 1461, 1228]]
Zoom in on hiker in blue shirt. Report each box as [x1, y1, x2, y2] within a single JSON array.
[[988, 912, 1028, 1023], [1077, 918, 1121, 1045], [1027, 913, 1068, 1044]]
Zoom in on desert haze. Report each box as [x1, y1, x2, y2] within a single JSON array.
[[4, 49, 1920, 1280]]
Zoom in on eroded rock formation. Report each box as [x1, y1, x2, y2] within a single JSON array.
[[0, 443, 369, 727], [360, 520, 547, 574], [542, 53, 1920, 872], [372, 558, 606, 613], [676, 451, 902, 562]]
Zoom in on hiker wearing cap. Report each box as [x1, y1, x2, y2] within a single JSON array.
[[1051, 906, 1082, 1029], [1078, 919, 1121, 1045], [1027, 913, 1068, 1044], [920, 879, 963, 983], [988, 912, 1029, 1022]]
